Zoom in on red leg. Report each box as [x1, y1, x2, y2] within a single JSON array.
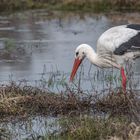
[[121, 67, 127, 92]]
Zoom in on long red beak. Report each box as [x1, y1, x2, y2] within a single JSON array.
[[70, 58, 83, 81]]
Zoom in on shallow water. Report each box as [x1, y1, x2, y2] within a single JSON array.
[[0, 10, 140, 91], [0, 116, 60, 139]]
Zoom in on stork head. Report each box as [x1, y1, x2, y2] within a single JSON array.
[[70, 44, 90, 81]]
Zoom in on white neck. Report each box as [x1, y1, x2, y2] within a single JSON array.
[[77, 44, 119, 68], [84, 44, 119, 68], [84, 45, 102, 67]]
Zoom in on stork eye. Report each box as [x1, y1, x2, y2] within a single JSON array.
[[76, 52, 79, 56]]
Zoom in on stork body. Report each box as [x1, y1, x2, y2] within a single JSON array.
[[70, 24, 140, 92]]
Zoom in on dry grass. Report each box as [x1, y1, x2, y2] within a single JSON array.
[[108, 122, 140, 140], [0, 81, 139, 124], [95, 91, 140, 123], [0, 82, 92, 121]]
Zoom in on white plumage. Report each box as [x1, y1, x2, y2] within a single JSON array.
[[97, 25, 137, 53]]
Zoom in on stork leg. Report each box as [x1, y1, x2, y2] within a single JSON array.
[[120, 67, 126, 92]]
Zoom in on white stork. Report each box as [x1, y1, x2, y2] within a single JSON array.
[[70, 24, 140, 92]]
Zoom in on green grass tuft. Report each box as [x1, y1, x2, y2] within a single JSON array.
[[47, 116, 140, 140]]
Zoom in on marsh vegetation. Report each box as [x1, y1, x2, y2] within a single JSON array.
[[0, 4, 140, 140], [0, 0, 140, 13], [0, 76, 139, 139]]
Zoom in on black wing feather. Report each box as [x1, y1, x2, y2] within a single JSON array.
[[114, 31, 140, 55], [127, 24, 140, 30]]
